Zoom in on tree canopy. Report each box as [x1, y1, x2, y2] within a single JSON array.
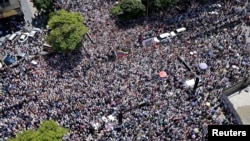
[[32, 0, 53, 12], [9, 120, 68, 141], [110, 4, 122, 16], [118, 0, 146, 19], [46, 10, 88, 53], [110, 0, 178, 19], [120, 0, 146, 15]]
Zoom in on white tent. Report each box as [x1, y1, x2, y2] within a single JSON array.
[[185, 79, 195, 87], [0, 62, 2, 68], [142, 37, 159, 47]]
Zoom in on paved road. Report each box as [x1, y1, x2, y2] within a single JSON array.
[[20, 0, 37, 26]]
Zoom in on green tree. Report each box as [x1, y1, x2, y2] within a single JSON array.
[[9, 120, 68, 141], [120, 0, 146, 18], [32, 0, 53, 12], [110, 5, 122, 16], [46, 10, 88, 53]]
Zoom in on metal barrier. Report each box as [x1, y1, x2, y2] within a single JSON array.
[[223, 76, 250, 96]]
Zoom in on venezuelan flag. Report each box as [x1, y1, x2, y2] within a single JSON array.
[[116, 50, 128, 58]]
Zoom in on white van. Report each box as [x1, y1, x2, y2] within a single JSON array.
[[159, 32, 170, 38], [176, 27, 186, 33], [170, 31, 177, 37], [28, 30, 37, 38], [8, 33, 18, 41]]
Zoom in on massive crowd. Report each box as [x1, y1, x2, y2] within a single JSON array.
[[0, 0, 250, 140]]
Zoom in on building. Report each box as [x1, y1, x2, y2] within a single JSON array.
[[0, 0, 22, 19], [221, 76, 250, 124]]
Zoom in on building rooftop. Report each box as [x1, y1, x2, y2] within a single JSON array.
[[227, 86, 250, 124]]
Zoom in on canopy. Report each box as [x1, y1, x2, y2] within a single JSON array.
[[199, 63, 208, 70], [142, 37, 159, 47], [0, 62, 2, 68], [4, 56, 16, 65], [159, 71, 167, 78], [193, 128, 199, 133], [185, 79, 195, 87]]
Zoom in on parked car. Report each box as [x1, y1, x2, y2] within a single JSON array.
[[18, 33, 29, 43], [7, 33, 18, 42], [28, 30, 37, 38], [28, 28, 41, 38], [175, 27, 186, 33], [32, 28, 42, 33]]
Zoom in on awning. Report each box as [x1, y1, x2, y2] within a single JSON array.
[[2, 10, 18, 18], [4, 56, 16, 65]]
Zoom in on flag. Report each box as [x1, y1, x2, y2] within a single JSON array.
[[116, 50, 128, 58]]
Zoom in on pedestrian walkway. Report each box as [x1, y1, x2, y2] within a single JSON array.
[[20, 0, 37, 25]]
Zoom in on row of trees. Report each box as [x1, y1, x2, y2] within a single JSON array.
[[9, 120, 68, 141], [31, 0, 180, 52], [32, 0, 53, 12], [110, 0, 179, 19]]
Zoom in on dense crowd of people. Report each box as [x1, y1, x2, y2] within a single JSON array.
[[0, 15, 24, 37], [0, 0, 250, 140]]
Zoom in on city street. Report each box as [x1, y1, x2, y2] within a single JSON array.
[[19, 0, 37, 26]]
